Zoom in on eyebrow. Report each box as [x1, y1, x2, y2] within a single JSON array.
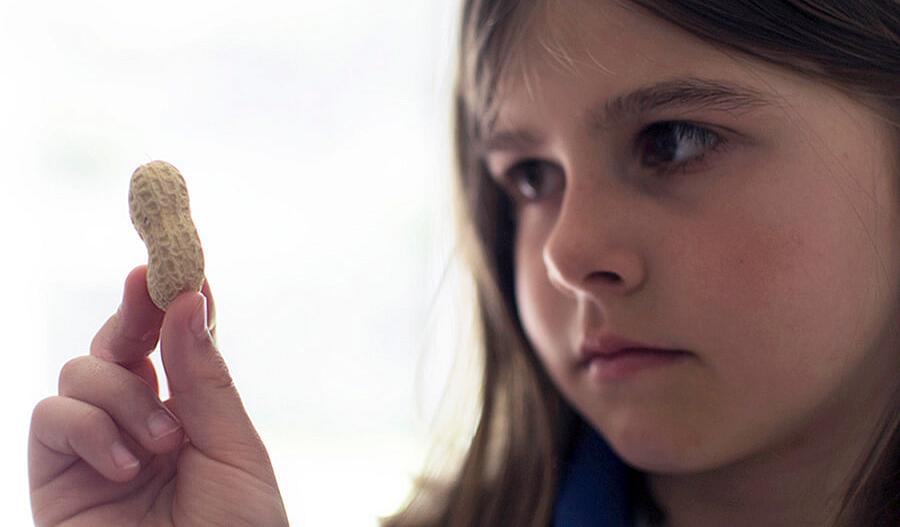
[[479, 77, 776, 155]]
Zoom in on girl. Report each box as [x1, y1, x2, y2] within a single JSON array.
[[29, 1, 899, 526], [385, 1, 899, 525]]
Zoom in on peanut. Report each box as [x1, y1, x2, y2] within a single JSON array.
[[129, 160, 205, 311]]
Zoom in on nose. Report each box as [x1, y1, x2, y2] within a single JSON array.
[[541, 178, 647, 300]]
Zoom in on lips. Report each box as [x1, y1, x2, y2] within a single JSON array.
[[599, 348, 683, 359], [578, 333, 686, 368], [584, 348, 690, 381]]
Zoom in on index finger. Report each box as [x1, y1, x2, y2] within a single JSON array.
[[90, 266, 218, 365], [90, 265, 164, 365]]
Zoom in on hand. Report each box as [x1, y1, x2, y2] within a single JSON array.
[[29, 265, 289, 526]]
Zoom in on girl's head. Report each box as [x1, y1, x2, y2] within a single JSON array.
[[384, 1, 899, 526]]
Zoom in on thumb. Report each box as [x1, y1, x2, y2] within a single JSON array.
[[160, 291, 274, 480]]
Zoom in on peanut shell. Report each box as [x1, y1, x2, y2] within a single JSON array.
[[129, 160, 205, 310]]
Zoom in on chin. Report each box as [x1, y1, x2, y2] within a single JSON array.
[[587, 412, 720, 474]]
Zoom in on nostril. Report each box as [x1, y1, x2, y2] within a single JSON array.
[[594, 271, 621, 282]]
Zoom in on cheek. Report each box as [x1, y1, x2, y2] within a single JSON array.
[[513, 220, 571, 373], [692, 218, 845, 383], [676, 170, 898, 430], [599, 194, 898, 471]]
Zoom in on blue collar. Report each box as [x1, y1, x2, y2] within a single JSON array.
[[552, 419, 633, 526]]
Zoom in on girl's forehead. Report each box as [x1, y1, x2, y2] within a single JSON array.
[[486, 1, 840, 137], [498, 1, 736, 96]]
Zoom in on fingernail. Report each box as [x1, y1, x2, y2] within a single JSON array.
[[111, 441, 140, 470], [147, 409, 181, 439], [191, 293, 210, 341]]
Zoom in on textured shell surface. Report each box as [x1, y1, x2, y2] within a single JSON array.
[[129, 160, 206, 310], [129, 160, 191, 237]]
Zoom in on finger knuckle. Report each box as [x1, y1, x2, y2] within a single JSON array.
[[31, 396, 58, 423], [58, 356, 97, 391], [88, 314, 117, 355], [70, 405, 113, 444], [199, 367, 235, 392]]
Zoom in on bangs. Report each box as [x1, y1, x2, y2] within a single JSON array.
[[460, 0, 548, 138]]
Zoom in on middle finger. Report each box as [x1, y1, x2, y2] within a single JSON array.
[[59, 355, 184, 454]]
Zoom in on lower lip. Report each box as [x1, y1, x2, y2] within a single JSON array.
[[586, 349, 689, 381]]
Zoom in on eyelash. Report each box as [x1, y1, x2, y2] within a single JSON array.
[[493, 121, 729, 204]]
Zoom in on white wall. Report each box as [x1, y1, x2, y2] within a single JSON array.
[[0, 1, 480, 524]]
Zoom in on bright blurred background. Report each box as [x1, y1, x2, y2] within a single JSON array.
[[0, 1, 482, 524]]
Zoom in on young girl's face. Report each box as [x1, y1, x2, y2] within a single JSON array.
[[485, 0, 900, 482]]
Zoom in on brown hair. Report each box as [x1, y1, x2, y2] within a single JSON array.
[[381, 1, 900, 526]]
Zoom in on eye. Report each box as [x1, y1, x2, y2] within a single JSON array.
[[494, 159, 563, 205], [635, 121, 728, 176], [489, 121, 727, 206]]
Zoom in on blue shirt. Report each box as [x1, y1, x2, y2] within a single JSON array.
[[552, 418, 634, 527]]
